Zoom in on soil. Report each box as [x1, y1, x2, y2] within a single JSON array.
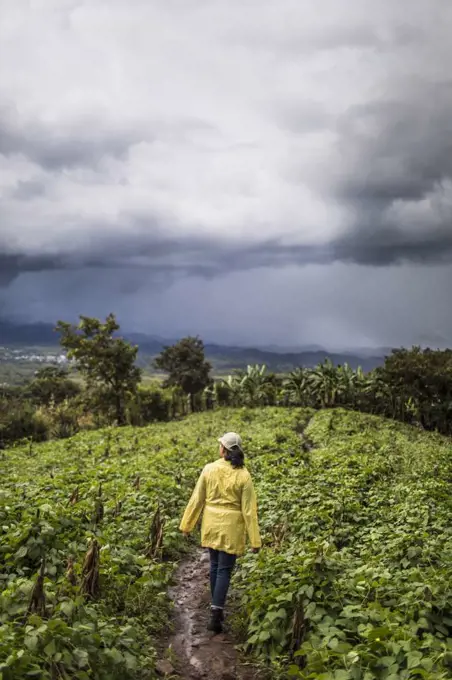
[[159, 549, 267, 680]]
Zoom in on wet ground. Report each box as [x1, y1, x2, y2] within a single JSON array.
[[159, 549, 266, 679]]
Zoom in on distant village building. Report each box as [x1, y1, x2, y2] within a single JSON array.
[[0, 347, 69, 364]]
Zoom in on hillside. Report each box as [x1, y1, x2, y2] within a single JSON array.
[[0, 319, 385, 384], [1, 408, 451, 679]]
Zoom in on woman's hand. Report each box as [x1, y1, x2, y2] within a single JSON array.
[[251, 547, 260, 554]]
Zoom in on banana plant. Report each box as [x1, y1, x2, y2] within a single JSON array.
[[218, 373, 246, 406], [309, 359, 340, 408], [239, 365, 275, 406], [283, 368, 313, 406]]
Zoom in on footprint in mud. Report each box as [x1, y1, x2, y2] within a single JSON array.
[[162, 549, 264, 680]]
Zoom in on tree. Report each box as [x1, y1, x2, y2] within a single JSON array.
[[375, 347, 452, 433], [153, 336, 211, 412], [55, 314, 141, 426], [24, 366, 81, 406]]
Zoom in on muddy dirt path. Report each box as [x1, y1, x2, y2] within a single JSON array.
[[159, 549, 266, 680]]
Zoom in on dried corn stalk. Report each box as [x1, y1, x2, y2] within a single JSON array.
[[26, 558, 46, 618], [66, 556, 77, 586], [81, 539, 100, 599], [92, 484, 104, 525], [146, 504, 165, 559], [290, 597, 306, 665], [272, 521, 288, 550], [67, 486, 79, 506]]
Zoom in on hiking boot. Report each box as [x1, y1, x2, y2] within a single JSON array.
[[206, 604, 224, 621], [207, 607, 223, 634]]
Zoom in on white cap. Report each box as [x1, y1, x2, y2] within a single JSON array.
[[218, 432, 242, 451]]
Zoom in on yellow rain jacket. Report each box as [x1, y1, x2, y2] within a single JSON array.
[[179, 458, 261, 556]]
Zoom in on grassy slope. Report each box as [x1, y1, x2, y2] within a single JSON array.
[[1, 408, 451, 679], [235, 409, 452, 679]]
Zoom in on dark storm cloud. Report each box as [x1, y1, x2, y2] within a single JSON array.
[[0, 234, 223, 286], [0, 227, 329, 289], [1, 0, 451, 346], [253, 232, 452, 268], [2, 220, 451, 293], [313, 81, 452, 265], [0, 253, 67, 286], [2, 5, 451, 279], [0, 106, 148, 170], [332, 227, 452, 266], [335, 83, 452, 205]]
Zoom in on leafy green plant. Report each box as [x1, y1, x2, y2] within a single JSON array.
[[1, 407, 451, 679]]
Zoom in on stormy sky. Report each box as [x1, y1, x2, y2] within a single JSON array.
[[1, 0, 451, 349]]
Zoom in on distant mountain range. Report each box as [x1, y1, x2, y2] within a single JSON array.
[[0, 318, 389, 372]]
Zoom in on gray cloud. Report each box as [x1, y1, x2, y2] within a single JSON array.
[[1, 218, 451, 294], [0, 253, 65, 286], [334, 83, 452, 205], [0, 0, 451, 346], [325, 83, 452, 265], [0, 106, 148, 170], [333, 227, 452, 266], [273, 100, 333, 135], [226, 10, 423, 55], [10, 179, 47, 201]]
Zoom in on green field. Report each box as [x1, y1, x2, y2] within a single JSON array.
[[1, 408, 451, 679]]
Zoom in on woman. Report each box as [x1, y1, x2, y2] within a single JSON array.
[[180, 431, 261, 634]]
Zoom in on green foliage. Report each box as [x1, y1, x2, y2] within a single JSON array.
[[214, 380, 232, 407], [0, 416, 203, 678], [219, 364, 281, 407], [129, 387, 172, 425], [56, 314, 141, 426], [38, 399, 84, 440], [219, 349, 452, 436], [1, 408, 451, 678], [3, 344, 452, 448], [0, 398, 50, 447], [233, 409, 452, 679], [375, 347, 452, 433], [23, 367, 81, 406], [153, 336, 211, 411]]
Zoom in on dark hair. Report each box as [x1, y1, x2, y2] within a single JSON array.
[[224, 445, 245, 469]]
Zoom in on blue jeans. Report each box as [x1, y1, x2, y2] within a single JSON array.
[[209, 549, 237, 609]]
